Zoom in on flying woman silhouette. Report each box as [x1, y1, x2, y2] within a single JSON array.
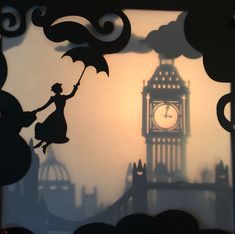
[[33, 82, 79, 153]]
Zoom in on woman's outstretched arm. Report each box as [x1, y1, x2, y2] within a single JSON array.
[[36, 98, 53, 112], [65, 83, 80, 99]]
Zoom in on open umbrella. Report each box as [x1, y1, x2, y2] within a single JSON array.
[[62, 47, 109, 86]]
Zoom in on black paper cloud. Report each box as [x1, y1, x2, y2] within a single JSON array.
[[145, 12, 201, 59], [0, 91, 34, 185], [73, 210, 230, 234], [184, 0, 235, 83]]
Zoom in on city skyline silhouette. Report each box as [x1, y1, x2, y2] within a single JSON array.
[[1, 10, 232, 233]]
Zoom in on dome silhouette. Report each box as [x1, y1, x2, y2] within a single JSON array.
[[39, 147, 71, 182]]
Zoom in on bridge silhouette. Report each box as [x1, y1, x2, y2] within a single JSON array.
[[46, 160, 232, 232]]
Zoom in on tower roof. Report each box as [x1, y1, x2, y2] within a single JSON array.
[[39, 147, 71, 182], [144, 56, 189, 97]]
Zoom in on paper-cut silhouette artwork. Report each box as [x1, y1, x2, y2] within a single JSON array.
[[62, 47, 109, 81], [74, 210, 231, 234], [0, 91, 37, 185], [33, 83, 79, 153], [1, 1, 234, 233], [34, 47, 109, 154]]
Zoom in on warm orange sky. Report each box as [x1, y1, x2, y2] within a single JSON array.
[[2, 10, 231, 207]]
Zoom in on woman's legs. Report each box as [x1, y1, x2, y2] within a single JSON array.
[[33, 140, 44, 149], [42, 142, 51, 154]]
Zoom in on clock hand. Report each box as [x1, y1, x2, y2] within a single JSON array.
[[164, 104, 170, 118], [164, 114, 173, 118]]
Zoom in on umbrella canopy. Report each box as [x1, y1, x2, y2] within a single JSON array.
[[62, 47, 109, 81]]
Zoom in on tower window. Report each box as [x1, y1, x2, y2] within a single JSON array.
[[165, 72, 168, 75], [155, 77, 158, 81], [153, 84, 156, 88], [169, 77, 172, 81], [162, 77, 165, 81], [163, 85, 166, 88], [158, 85, 161, 89], [159, 72, 162, 75], [172, 72, 175, 75], [168, 85, 171, 89], [173, 85, 176, 89], [137, 171, 144, 176], [177, 85, 180, 89]]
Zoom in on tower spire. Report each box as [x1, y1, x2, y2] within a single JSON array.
[[46, 146, 57, 163], [143, 80, 146, 88], [159, 54, 174, 65]]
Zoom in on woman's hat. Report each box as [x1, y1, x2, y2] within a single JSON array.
[[51, 83, 62, 92]]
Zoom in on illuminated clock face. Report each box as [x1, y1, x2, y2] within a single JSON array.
[[153, 103, 179, 129]]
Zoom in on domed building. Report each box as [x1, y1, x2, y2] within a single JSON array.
[[38, 147, 76, 220]]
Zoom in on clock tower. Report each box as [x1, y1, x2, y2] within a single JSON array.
[[142, 55, 190, 181]]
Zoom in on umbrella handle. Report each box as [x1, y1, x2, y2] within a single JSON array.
[[76, 67, 86, 86]]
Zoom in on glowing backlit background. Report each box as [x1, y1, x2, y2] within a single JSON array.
[[2, 10, 230, 206]]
